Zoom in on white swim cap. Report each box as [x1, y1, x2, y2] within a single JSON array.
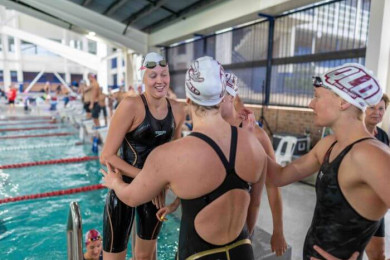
[[225, 72, 238, 97], [140, 52, 166, 82], [315, 63, 383, 111], [185, 56, 226, 106]]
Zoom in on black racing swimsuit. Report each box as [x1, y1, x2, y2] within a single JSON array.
[[103, 94, 175, 253], [303, 138, 381, 260], [178, 126, 254, 260]]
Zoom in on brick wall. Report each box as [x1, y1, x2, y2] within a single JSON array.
[[245, 105, 323, 147]]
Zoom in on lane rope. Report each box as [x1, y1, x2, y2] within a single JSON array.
[[0, 126, 58, 132], [0, 132, 75, 139], [0, 141, 83, 152], [0, 184, 105, 204], [0, 156, 99, 169], [0, 116, 52, 121], [0, 121, 55, 126]]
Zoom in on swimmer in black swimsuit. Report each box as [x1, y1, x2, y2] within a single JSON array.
[[364, 93, 389, 260], [100, 52, 185, 260], [267, 63, 390, 260], [101, 56, 268, 260]]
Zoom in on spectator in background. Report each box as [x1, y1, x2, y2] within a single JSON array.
[[88, 73, 101, 127], [7, 85, 17, 113], [79, 80, 92, 120], [84, 229, 103, 260]]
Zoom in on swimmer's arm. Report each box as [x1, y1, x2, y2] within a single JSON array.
[[247, 179, 264, 235], [355, 146, 390, 207], [100, 98, 140, 178], [110, 148, 170, 207], [172, 101, 186, 140], [247, 138, 267, 235], [267, 147, 321, 187], [255, 127, 287, 254]]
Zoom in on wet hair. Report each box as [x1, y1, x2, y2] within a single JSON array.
[[189, 100, 220, 116], [381, 93, 389, 109]]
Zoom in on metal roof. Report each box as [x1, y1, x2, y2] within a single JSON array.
[[67, 0, 226, 33]]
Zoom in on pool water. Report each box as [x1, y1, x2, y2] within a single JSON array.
[[0, 123, 180, 259]]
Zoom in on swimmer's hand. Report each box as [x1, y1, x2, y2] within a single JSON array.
[[156, 197, 180, 222], [100, 162, 122, 190], [270, 231, 287, 256], [239, 108, 256, 132], [311, 245, 359, 260]]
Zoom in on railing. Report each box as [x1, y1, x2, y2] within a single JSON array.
[[67, 201, 83, 260]]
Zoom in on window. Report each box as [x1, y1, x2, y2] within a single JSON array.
[[178, 44, 186, 55], [112, 74, 117, 87], [8, 37, 15, 53], [10, 71, 18, 82], [111, 58, 117, 69], [88, 40, 97, 54], [21, 41, 37, 55]]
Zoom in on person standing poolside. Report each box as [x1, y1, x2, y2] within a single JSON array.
[[7, 85, 17, 113], [220, 72, 288, 256], [89, 73, 101, 127], [84, 229, 103, 260], [364, 93, 389, 260], [79, 80, 92, 119], [100, 52, 185, 260], [266, 63, 390, 260], [102, 56, 268, 260]]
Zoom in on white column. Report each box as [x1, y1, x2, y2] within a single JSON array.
[[97, 41, 108, 92], [365, 0, 390, 131], [2, 34, 11, 91], [124, 50, 134, 89]]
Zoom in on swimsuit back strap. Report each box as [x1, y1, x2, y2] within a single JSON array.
[[189, 132, 230, 169]]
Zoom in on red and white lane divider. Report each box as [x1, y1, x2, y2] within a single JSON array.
[[0, 116, 52, 121], [0, 184, 105, 204], [0, 126, 58, 132], [0, 121, 55, 126], [0, 132, 75, 139], [0, 142, 83, 152], [0, 156, 99, 169]]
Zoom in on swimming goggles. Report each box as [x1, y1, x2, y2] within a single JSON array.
[[87, 235, 102, 243], [312, 76, 323, 87], [144, 60, 167, 69]]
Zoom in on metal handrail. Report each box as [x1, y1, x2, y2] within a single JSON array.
[[67, 201, 83, 260]]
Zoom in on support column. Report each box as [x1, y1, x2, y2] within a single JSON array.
[[97, 41, 108, 92], [2, 34, 11, 91], [124, 50, 135, 89], [365, 0, 390, 131]]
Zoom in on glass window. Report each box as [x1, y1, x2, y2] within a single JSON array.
[[8, 37, 15, 53], [88, 40, 97, 54]]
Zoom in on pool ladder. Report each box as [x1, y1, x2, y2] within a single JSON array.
[[67, 201, 83, 260]]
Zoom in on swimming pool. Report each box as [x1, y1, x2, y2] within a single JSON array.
[[0, 120, 180, 259]]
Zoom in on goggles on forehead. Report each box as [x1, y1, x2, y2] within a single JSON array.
[[312, 76, 323, 87], [87, 235, 102, 244], [144, 60, 167, 69]]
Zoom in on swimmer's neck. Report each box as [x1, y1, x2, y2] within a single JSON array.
[[331, 120, 371, 146]]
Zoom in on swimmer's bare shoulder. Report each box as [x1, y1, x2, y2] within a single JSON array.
[[112, 95, 145, 132]]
